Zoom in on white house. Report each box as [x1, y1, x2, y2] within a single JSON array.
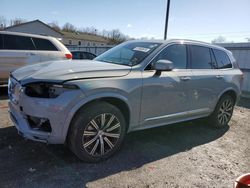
[[4, 20, 110, 48]]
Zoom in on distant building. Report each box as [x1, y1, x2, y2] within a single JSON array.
[[218, 42, 250, 97], [4, 20, 109, 48]]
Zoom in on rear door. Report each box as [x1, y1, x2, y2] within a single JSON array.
[[0, 34, 40, 83], [187, 45, 222, 113]]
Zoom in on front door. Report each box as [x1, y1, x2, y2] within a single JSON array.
[[140, 44, 191, 128]]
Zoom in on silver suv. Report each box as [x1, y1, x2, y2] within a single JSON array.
[[8, 39, 243, 162]]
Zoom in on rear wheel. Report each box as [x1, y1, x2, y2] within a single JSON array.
[[68, 102, 127, 162], [209, 95, 235, 128]]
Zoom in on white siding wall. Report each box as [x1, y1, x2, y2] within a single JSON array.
[[62, 38, 105, 47]]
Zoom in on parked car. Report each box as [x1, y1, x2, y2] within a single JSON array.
[[8, 39, 242, 162], [71, 51, 96, 60], [0, 31, 72, 84]]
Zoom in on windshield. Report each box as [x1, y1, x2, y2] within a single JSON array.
[[94, 42, 161, 66]]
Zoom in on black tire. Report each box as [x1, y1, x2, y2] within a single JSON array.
[[68, 102, 127, 162], [209, 95, 235, 128]]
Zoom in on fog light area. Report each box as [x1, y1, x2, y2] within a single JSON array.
[[27, 116, 52, 132]]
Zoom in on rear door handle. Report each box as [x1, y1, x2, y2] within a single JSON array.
[[180, 76, 191, 81], [216, 75, 224, 79]]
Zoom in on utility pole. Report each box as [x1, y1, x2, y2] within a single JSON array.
[[164, 0, 171, 40]]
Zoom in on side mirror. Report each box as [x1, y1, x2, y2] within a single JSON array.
[[151, 60, 174, 73]]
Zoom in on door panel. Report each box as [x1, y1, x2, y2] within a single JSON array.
[[25, 51, 42, 65], [0, 50, 28, 81], [189, 69, 222, 111], [141, 70, 190, 126]]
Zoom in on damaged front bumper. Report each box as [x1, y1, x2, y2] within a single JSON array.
[[8, 77, 84, 144]]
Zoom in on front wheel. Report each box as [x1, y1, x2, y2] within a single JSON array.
[[68, 102, 127, 162], [209, 95, 235, 128]]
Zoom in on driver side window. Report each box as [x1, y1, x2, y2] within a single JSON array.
[[151, 44, 187, 69]]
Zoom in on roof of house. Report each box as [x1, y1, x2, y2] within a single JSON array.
[[4, 19, 109, 43], [61, 31, 109, 43], [4, 19, 64, 35]]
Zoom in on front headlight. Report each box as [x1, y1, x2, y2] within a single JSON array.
[[24, 82, 79, 98]]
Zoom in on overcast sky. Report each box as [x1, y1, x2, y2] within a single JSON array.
[[1, 0, 250, 42]]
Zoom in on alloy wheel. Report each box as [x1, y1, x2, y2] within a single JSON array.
[[218, 99, 233, 125], [82, 113, 121, 157]]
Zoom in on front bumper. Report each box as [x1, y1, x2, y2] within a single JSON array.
[[9, 101, 50, 143], [8, 78, 84, 144]]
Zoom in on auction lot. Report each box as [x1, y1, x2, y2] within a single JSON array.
[[0, 87, 249, 188]]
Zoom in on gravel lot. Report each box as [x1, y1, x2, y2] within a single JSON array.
[[0, 87, 249, 188]]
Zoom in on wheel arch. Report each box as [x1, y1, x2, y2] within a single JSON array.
[[63, 94, 131, 143], [218, 89, 238, 104]]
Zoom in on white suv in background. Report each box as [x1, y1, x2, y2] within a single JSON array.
[[0, 31, 72, 84]]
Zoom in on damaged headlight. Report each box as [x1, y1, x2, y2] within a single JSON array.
[[24, 82, 79, 98]]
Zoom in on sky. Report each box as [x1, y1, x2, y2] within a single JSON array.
[[1, 0, 250, 43]]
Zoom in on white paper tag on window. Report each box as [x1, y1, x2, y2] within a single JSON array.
[[133, 47, 150, 53]]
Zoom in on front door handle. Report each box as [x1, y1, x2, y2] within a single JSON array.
[[180, 76, 191, 81], [216, 75, 224, 79]]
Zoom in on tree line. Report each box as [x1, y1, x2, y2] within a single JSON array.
[[0, 16, 129, 44]]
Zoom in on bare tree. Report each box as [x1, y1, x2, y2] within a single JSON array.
[[211, 36, 226, 44], [62, 22, 76, 32], [10, 18, 26, 26], [81, 26, 98, 35], [0, 16, 7, 30], [107, 29, 127, 44], [48, 21, 61, 31]]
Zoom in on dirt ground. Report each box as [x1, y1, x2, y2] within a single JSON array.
[[0, 86, 249, 188]]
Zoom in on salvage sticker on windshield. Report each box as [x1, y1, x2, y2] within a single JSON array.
[[133, 47, 150, 53]]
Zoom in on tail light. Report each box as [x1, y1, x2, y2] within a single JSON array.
[[65, 53, 72, 59]]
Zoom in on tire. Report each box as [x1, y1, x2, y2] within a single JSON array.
[[209, 95, 235, 128], [68, 102, 127, 162]]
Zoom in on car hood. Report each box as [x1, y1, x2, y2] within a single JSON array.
[[12, 60, 131, 85]]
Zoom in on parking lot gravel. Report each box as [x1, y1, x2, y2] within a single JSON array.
[[0, 87, 249, 188]]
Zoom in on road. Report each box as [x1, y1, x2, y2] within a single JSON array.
[[0, 87, 249, 188]]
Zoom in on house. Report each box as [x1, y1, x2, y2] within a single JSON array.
[[4, 20, 109, 48]]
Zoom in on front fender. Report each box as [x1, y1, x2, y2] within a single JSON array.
[[61, 92, 131, 143]]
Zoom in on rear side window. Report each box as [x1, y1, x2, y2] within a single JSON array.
[[153, 44, 187, 69], [3, 34, 35, 50], [213, 49, 232, 69], [32, 38, 58, 51], [0, 34, 3, 49], [189, 45, 213, 69]]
